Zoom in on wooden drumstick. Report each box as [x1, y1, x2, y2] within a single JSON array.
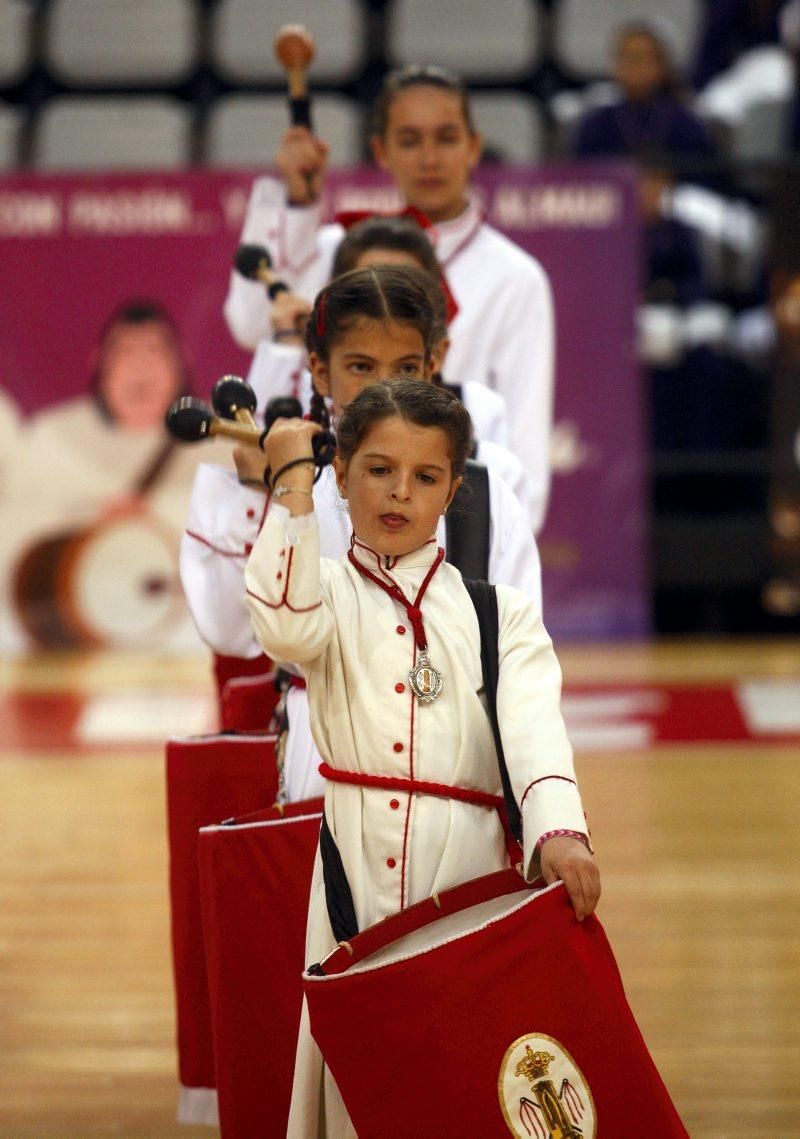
[[274, 23, 315, 129], [234, 244, 289, 300], [166, 398, 263, 447]]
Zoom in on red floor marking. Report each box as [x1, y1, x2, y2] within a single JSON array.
[[565, 684, 800, 744], [0, 684, 798, 753], [0, 691, 85, 751]]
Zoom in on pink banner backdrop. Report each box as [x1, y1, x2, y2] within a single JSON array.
[[0, 164, 646, 639]]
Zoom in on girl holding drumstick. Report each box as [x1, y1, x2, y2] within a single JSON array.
[[224, 65, 554, 532], [246, 377, 598, 1136]]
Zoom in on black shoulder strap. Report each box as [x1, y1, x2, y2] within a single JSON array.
[[445, 458, 491, 581], [319, 814, 359, 942], [462, 578, 522, 842]]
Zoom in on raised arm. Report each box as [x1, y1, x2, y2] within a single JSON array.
[[223, 124, 337, 350], [245, 418, 334, 665]]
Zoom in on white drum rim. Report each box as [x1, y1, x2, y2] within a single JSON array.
[[305, 879, 566, 982]]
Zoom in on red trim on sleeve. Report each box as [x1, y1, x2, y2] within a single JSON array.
[[185, 529, 250, 558], [245, 546, 322, 613], [520, 774, 577, 810], [534, 829, 591, 854]]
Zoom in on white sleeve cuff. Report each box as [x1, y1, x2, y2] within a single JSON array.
[[269, 501, 315, 546]]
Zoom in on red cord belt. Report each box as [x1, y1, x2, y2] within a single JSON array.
[[317, 762, 503, 811]]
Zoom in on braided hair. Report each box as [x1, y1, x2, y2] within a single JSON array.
[[331, 218, 448, 341]]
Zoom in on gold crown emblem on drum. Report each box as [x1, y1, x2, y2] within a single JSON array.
[[514, 1046, 555, 1084]]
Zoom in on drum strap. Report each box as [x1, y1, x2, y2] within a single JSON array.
[[319, 814, 359, 944], [462, 579, 523, 843], [134, 437, 179, 496], [445, 459, 490, 580]]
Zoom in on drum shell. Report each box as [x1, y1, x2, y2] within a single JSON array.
[[303, 876, 688, 1138], [12, 529, 92, 648]]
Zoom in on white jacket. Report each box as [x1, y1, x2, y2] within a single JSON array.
[[245, 509, 587, 1136]]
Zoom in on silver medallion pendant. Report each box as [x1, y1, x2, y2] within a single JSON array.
[[408, 652, 443, 703]]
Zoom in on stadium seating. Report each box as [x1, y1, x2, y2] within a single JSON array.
[[0, 0, 31, 85], [390, 0, 541, 78], [471, 92, 545, 163], [32, 96, 191, 170], [0, 102, 21, 168], [205, 91, 363, 167], [552, 0, 701, 79], [43, 0, 196, 85], [211, 0, 364, 84]]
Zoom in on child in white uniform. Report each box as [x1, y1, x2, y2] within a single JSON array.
[[224, 64, 554, 532], [182, 266, 541, 802], [246, 212, 515, 460], [246, 379, 599, 1137]]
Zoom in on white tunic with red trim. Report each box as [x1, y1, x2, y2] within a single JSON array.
[[246, 505, 586, 926], [245, 506, 587, 1137], [224, 178, 554, 531], [181, 462, 541, 802]]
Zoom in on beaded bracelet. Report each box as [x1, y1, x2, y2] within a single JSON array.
[[535, 829, 591, 854]]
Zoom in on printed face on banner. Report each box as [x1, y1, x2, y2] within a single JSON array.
[[98, 321, 184, 430], [498, 1033, 597, 1138]]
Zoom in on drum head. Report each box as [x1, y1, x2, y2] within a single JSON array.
[[68, 516, 181, 647], [352, 887, 534, 972]]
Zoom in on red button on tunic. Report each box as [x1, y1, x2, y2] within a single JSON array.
[[395, 683, 405, 694], [246, 508, 255, 519], [389, 799, 400, 810], [386, 858, 397, 869], [393, 742, 404, 753], [396, 625, 406, 635]]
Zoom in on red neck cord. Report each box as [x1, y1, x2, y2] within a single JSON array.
[[347, 547, 444, 652]]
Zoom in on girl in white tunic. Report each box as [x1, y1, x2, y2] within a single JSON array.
[[247, 212, 516, 460], [224, 64, 554, 532], [245, 379, 599, 1138]]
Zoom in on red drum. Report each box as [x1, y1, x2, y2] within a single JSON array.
[[198, 801, 323, 1138], [304, 870, 688, 1138], [220, 668, 280, 732], [166, 733, 279, 1124]]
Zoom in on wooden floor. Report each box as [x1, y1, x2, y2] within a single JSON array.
[[1, 641, 798, 1138]]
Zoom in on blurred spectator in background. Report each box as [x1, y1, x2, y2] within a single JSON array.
[[0, 299, 231, 653], [691, 0, 785, 91], [692, 0, 797, 135], [570, 23, 752, 449], [573, 22, 717, 165]]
